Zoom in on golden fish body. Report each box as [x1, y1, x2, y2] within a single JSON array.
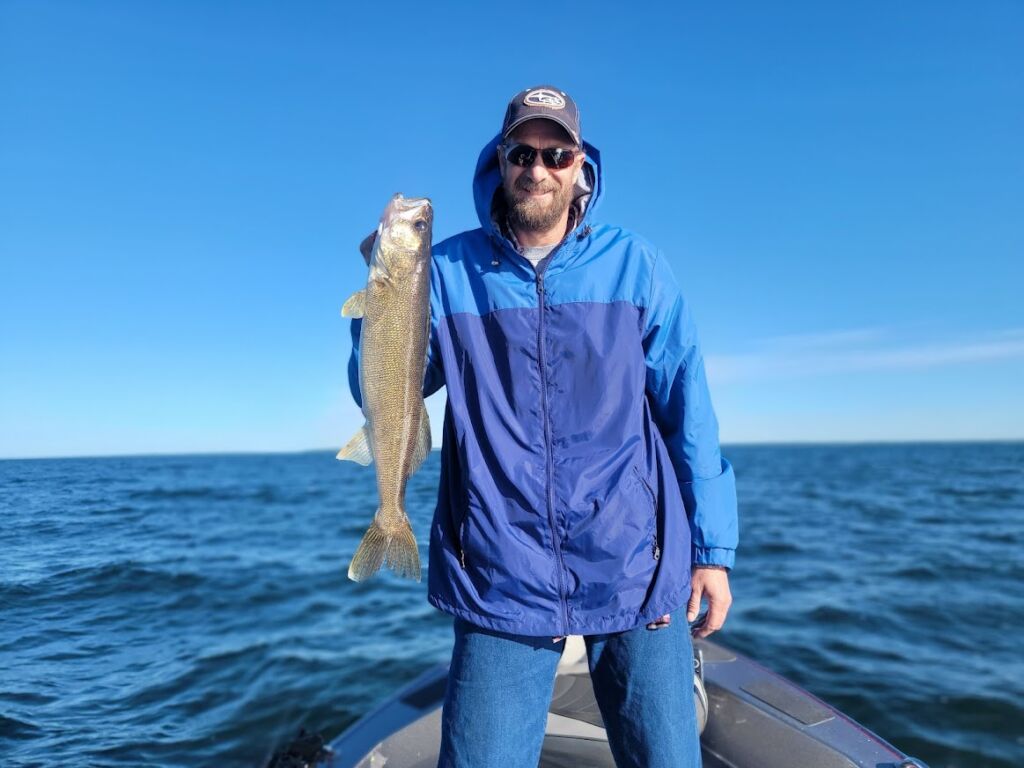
[[338, 193, 433, 582]]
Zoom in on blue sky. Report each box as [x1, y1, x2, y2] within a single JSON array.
[[1, 1, 1021, 459]]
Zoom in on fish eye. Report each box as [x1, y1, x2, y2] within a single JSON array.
[[414, 219, 427, 232]]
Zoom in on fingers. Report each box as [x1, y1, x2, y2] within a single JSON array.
[[687, 581, 703, 622], [691, 589, 732, 640], [688, 568, 733, 639], [359, 231, 376, 264], [691, 606, 724, 639], [646, 613, 671, 630]]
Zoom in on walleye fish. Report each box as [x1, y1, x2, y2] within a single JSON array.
[[338, 193, 434, 582]]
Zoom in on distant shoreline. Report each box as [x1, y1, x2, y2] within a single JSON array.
[[3, 437, 1023, 462]]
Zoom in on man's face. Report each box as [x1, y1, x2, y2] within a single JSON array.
[[499, 120, 586, 235]]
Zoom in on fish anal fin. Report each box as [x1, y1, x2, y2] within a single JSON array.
[[409, 407, 432, 474], [336, 423, 373, 465]]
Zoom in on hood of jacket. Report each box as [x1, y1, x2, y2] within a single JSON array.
[[471, 132, 604, 247]]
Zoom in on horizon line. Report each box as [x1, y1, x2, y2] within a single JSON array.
[[3, 436, 1022, 462]]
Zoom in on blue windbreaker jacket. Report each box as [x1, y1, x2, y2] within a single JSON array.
[[348, 134, 738, 636]]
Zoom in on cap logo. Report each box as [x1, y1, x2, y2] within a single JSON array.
[[523, 88, 566, 110]]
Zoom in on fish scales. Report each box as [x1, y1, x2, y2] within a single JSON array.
[[337, 193, 434, 582], [360, 260, 429, 501]]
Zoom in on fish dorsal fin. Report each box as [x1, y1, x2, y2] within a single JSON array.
[[336, 422, 373, 465], [409, 408, 432, 474], [341, 289, 366, 319]]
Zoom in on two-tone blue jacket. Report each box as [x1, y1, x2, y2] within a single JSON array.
[[348, 133, 738, 637]]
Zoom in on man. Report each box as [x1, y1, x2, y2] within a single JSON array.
[[348, 85, 738, 767]]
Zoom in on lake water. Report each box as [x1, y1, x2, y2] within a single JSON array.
[[1, 442, 1021, 767]]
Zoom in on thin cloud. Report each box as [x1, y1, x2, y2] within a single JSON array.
[[707, 328, 1024, 383], [757, 327, 891, 351]]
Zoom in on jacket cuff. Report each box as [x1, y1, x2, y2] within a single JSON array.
[[692, 547, 735, 569], [682, 457, 739, 569]]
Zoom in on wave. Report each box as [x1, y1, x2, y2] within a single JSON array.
[[0, 714, 41, 741], [1, 561, 206, 605], [127, 485, 329, 504]]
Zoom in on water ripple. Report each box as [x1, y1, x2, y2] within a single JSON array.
[[1, 445, 1021, 767]]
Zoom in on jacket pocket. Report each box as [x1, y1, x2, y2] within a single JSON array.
[[632, 465, 660, 562]]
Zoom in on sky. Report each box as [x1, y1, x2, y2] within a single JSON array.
[[1, 1, 1021, 459]]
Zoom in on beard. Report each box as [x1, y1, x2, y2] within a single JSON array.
[[503, 174, 576, 235]]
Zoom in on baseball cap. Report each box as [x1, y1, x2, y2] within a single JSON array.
[[501, 85, 581, 147]]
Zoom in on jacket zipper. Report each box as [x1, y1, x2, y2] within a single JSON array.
[[646, 479, 660, 560], [635, 467, 660, 561], [537, 269, 571, 635], [458, 520, 467, 569]]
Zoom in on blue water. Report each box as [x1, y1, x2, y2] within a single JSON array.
[[1, 443, 1022, 767]]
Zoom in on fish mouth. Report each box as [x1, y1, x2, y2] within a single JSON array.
[[385, 192, 433, 225]]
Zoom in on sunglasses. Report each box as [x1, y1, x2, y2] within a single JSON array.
[[500, 143, 580, 170]]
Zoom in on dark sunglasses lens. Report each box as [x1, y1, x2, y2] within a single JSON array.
[[542, 148, 576, 169], [505, 145, 536, 167]]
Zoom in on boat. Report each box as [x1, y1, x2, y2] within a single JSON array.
[[322, 634, 930, 768]]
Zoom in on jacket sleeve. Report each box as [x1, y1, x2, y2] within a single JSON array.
[[642, 250, 738, 570], [346, 267, 445, 408]]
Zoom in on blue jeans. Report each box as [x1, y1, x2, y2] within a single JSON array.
[[436, 615, 702, 767]]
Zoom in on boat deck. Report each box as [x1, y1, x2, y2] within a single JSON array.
[[327, 636, 922, 768]]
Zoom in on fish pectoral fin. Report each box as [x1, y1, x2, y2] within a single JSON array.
[[336, 423, 373, 465], [409, 408, 432, 474], [341, 289, 367, 318]]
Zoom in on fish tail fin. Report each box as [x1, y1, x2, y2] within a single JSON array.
[[384, 511, 421, 582], [347, 508, 421, 583]]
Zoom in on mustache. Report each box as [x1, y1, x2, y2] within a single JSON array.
[[515, 178, 556, 194]]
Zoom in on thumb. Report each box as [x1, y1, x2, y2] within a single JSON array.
[[687, 580, 703, 622], [359, 230, 377, 263]]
